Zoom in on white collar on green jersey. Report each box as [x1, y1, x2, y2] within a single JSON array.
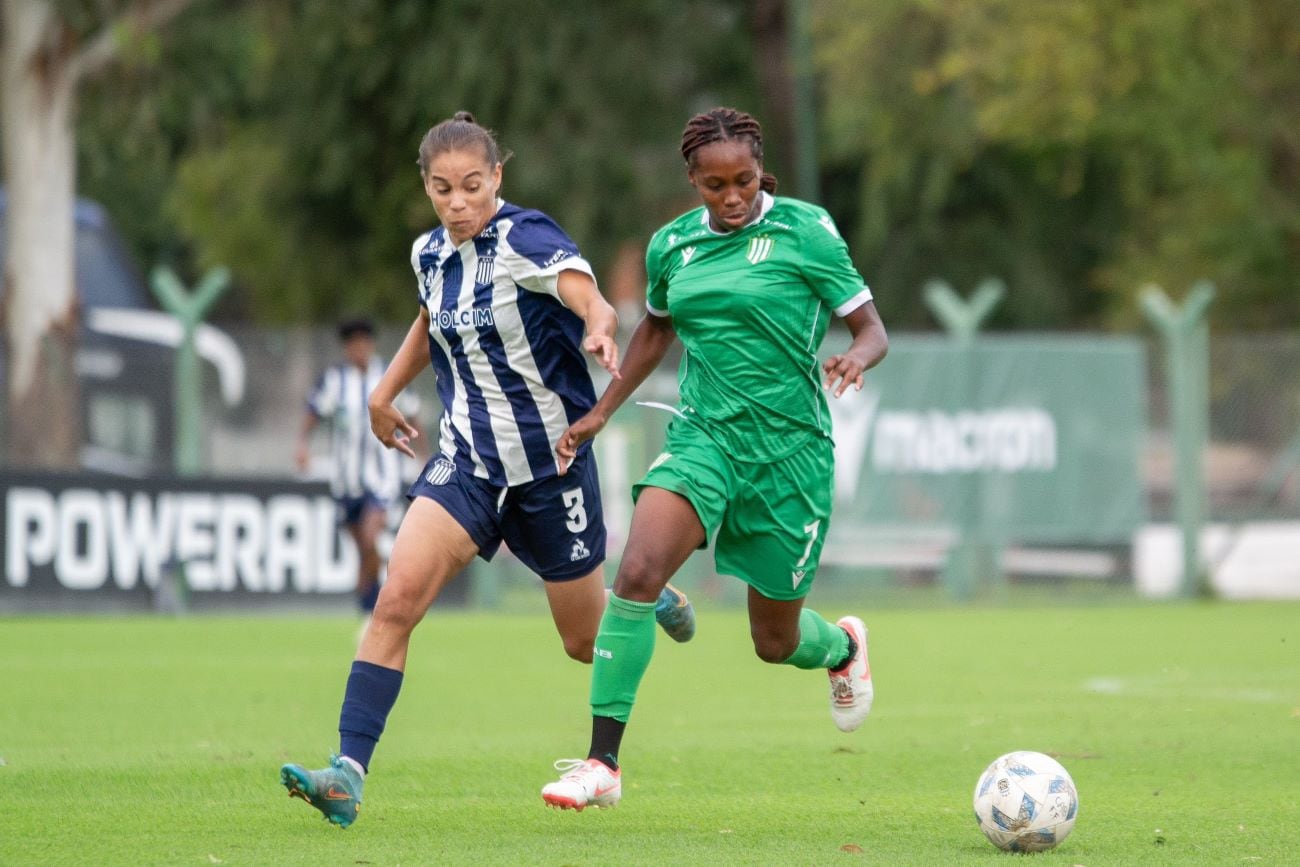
[[699, 191, 775, 235]]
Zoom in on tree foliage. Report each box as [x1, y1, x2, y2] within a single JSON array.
[[77, 0, 756, 324], [813, 0, 1300, 329], [72, 0, 1300, 331]]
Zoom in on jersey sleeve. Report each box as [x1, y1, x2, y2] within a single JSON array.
[[306, 367, 338, 418], [410, 231, 434, 308], [499, 212, 595, 303], [800, 209, 873, 316], [644, 229, 670, 317]]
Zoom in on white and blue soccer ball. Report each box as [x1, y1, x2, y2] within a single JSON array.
[[972, 751, 1078, 853]]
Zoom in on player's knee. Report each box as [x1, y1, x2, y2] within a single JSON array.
[[611, 553, 667, 603], [369, 584, 424, 634], [563, 634, 595, 664], [752, 633, 797, 665]]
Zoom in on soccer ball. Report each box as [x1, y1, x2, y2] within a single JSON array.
[[972, 751, 1078, 852]]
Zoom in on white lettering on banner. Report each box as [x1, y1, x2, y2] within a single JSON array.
[[266, 495, 312, 592], [176, 495, 217, 591], [106, 492, 175, 590], [826, 391, 1059, 500], [873, 410, 1057, 473], [3, 486, 361, 593], [828, 389, 881, 503], [56, 490, 108, 590], [215, 495, 265, 591], [5, 488, 56, 586], [316, 498, 357, 593]]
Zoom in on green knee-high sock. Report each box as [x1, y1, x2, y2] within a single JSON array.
[[782, 608, 850, 670], [590, 594, 658, 723]]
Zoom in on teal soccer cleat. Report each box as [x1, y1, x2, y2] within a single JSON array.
[[655, 583, 696, 643], [280, 754, 364, 828]]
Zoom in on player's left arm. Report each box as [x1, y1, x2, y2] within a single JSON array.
[[368, 310, 431, 458], [557, 270, 621, 380], [824, 300, 888, 398]]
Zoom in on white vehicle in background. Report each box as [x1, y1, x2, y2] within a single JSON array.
[[0, 191, 244, 475]]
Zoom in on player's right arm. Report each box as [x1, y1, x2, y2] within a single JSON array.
[[367, 309, 431, 459], [555, 311, 677, 474], [555, 228, 679, 474]]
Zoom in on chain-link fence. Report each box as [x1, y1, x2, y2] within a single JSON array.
[[4, 326, 1298, 608]]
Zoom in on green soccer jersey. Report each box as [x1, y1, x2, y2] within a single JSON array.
[[645, 192, 872, 462]]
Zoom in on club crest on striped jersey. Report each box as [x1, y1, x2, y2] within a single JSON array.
[[424, 456, 455, 486], [746, 236, 775, 264], [475, 255, 495, 285]]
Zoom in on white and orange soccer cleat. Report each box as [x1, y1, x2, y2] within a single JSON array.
[[828, 615, 873, 732], [541, 758, 622, 811]]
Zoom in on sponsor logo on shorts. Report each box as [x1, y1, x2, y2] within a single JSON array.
[[570, 539, 591, 561], [425, 457, 455, 486], [792, 569, 808, 588]]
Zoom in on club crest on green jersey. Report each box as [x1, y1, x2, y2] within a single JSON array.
[[746, 236, 775, 264]]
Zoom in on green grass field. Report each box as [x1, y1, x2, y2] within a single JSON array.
[[2, 602, 1297, 865]]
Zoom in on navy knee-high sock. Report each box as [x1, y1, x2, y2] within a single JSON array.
[[338, 660, 403, 772]]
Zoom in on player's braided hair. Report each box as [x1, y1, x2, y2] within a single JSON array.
[[680, 107, 778, 193], [418, 111, 511, 174]]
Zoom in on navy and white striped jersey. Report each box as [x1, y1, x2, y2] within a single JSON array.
[[409, 200, 597, 487], [307, 356, 419, 501]]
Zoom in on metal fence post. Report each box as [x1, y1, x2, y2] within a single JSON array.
[[1140, 281, 1214, 598], [923, 278, 1005, 599], [150, 266, 230, 476]]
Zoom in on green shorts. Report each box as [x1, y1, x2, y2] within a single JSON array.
[[632, 418, 834, 601]]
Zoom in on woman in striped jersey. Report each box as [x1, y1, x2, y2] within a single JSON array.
[[279, 112, 695, 828]]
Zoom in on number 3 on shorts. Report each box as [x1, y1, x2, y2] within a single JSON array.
[[562, 488, 588, 533]]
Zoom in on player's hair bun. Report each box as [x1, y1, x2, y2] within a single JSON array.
[[452, 111, 477, 125]]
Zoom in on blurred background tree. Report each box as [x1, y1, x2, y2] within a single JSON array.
[[2, 0, 195, 466], [70, 0, 1299, 331], [78, 0, 757, 324], [814, 0, 1300, 330]]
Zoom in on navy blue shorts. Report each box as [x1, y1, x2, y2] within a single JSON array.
[[406, 449, 606, 582], [336, 493, 387, 526]]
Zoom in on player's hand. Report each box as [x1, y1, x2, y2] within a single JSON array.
[[823, 353, 866, 398], [369, 401, 420, 459], [583, 334, 621, 379], [555, 412, 607, 475]]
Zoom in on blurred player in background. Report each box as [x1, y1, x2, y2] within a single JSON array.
[[541, 107, 889, 810], [296, 318, 419, 619], [280, 112, 695, 828]]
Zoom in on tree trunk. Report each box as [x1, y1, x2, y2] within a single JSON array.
[[1, 0, 81, 468]]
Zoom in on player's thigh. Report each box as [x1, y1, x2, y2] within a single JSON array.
[[617, 419, 734, 598], [500, 448, 608, 582], [714, 440, 833, 601], [383, 497, 479, 610], [613, 487, 706, 602]]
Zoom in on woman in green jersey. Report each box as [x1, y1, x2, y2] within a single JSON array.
[[541, 107, 889, 810]]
